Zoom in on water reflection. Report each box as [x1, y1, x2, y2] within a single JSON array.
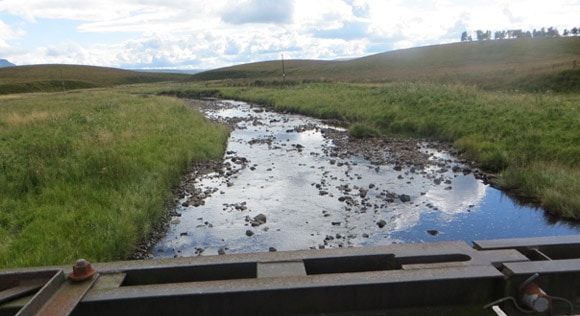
[[153, 100, 580, 258]]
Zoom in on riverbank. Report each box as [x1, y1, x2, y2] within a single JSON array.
[[159, 83, 580, 219], [0, 90, 229, 268], [133, 99, 463, 258], [134, 99, 578, 259], [130, 99, 454, 260], [146, 99, 473, 257]]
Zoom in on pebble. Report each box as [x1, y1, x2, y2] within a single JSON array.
[[427, 230, 440, 236], [399, 194, 411, 203]]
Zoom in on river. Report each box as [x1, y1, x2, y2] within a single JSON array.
[[152, 100, 580, 258]]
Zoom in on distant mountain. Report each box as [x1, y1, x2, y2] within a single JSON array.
[[0, 64, 192, 95], [0, 59, 15, 68]]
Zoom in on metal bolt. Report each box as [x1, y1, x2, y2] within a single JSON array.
[[520, 282, 551, 313], [68, 258, 96, 282]]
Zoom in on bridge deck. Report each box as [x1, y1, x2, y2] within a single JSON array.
[[1, 236, 579, 315]]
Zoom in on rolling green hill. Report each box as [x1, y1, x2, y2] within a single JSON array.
[[3, 38, 578, 94], [0, 64, 190, 94], [194, 37, 580, 91]]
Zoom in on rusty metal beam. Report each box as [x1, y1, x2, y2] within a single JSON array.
[[0, 237, 579, 315], [15, 270, 97, 316]]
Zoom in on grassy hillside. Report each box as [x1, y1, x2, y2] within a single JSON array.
[[194, 37, 580, 91], [0, 64, 190, 94], [193, 59, 334, 81]]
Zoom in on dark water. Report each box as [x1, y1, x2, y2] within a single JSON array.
[[153, 100, 579, 258]]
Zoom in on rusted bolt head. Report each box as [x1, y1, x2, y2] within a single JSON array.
[[519, 282, 551, 312], [68, 258, 96, 282]]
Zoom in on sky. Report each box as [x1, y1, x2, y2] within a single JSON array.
[[0, 0, 579, 70]]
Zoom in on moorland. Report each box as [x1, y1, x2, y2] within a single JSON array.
[[0, 36, 578, 268]]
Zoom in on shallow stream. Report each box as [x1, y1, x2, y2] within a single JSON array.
[[153, 100, 579, 258]]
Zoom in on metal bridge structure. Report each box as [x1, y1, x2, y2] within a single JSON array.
[[1, 235, 579, 315]]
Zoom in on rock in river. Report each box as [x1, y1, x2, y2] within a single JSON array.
[[250, 213, 267, 227], [399, 194, 411, 203]]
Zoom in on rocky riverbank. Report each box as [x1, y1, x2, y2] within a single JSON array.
[[132, 99, 490, 259]]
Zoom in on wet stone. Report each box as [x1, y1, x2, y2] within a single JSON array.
[[250, 213, 267, 227], [427, 230, 440, 236], [399, 194, 411, 203], [359, 189, 368, 198]]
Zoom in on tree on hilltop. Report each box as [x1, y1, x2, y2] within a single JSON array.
[[460, 31, 472, 42], [476, 30, 492, 41], [494, 30, 506, 40], [462, 26, 567, 42], [533, 27, 561, 37]]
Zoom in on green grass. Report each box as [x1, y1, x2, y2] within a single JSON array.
[[0, 89, 229, 268], [194, 37, 580, 91], [164, 82, 579, 218], [0, 64, 190, 95], [1, 37, 578, 269], [498, 163, 580, 218]]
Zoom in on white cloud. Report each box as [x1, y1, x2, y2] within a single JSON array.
[[221, 0, 294, 25], [0, 19, 19, 49], [294, 0, 354, 30], [1, 0, 579, 68], [1, 0, 132, 21]]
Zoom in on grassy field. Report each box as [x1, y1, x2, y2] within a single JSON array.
[[0, 37, 578, 268], [0, 89, 229, 268], [0, 64, 190, 95], [195, 37, 580, 91], [161, 81, 579, 219]]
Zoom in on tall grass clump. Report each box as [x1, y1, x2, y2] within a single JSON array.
[[498, 163, 580, 219], [0, 89, 229, 268], [178, 81, 579, 218]]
